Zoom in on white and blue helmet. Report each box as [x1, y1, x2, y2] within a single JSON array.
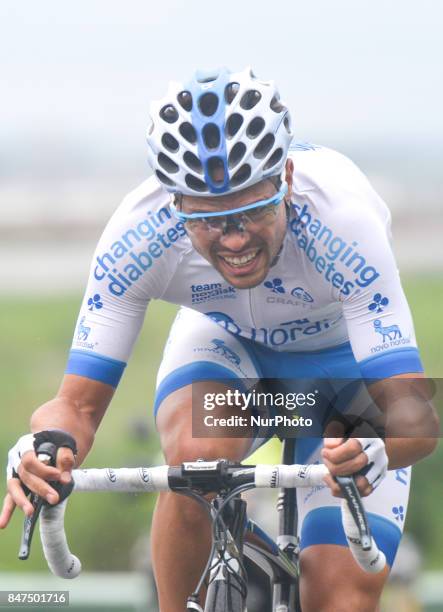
[[146, 67, 293, 196]]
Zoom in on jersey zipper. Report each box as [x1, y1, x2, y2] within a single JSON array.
[[248, 288, 258, 329]]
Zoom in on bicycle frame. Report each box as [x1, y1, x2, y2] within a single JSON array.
[[245, 438, 300, 612], [203, 438, 301, 611]]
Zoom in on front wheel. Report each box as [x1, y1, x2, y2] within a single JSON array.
[[204, 562, 246, 612]]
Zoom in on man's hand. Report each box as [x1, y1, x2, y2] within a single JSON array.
[[321, 437, 388, 498], [0, 433, 76, 529]]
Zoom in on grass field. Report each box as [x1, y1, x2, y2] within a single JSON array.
[[0, 274, 441, 571]]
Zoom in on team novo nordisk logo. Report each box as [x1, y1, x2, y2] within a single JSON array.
[[191, 283, 236, 304], [264, 278, 314, 303]]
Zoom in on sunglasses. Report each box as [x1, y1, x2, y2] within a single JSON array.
[[170, 183, 288, 235]]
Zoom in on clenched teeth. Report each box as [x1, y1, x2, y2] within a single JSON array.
[[221, 249, 260, 267]]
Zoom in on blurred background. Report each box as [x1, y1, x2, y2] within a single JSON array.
[[0, 0, 442, 610]]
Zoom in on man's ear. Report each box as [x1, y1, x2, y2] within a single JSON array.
[[284, 158, 294, 198]]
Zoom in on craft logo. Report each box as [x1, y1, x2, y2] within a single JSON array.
[[368, 293, 389, 314], [264, 278, 285, 294], [264, 280, 314, 307], [88, 294, 103, 311], [392, 505, 405, 522]]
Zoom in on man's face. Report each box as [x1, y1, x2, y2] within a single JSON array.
[[180, 178, 288, 290]]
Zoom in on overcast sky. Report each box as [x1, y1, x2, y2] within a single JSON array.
[[1, 0, 442, 198]]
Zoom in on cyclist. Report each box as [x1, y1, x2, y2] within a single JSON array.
[[1, 67, 438, 612]]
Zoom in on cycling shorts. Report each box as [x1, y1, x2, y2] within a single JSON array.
[[155, 306, 410, 566]]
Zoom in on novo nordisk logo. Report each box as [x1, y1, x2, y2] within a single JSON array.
[[75, 317, 96, 350], [77, 317, 91, 341], [206, 311, 341, 348], [191, 283, 236, 304]]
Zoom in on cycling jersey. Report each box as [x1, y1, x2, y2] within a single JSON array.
[[66, 144, 423, 386]]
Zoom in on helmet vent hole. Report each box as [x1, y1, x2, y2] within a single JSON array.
[[202, 123, 220, 150], [183, 151, 203, 174], [254, 133, 275, 159], [158, 153, 179, 174], [185, 174, 207, 192], [161, 133, 179, 153], [160, 104, 179, 124], [155, 170, 176, 188], [198, 93, 219, 117], [240, 90, 262, 110], [225, 82, 240, 104], [283, 114, 291, 134], [225, 113, 244, 138], [207, 157, 226, 185], [270, 95, 285, 113], [230, 164, 252, 188], [177, 91, 193, 112], [228, 142, 246, 169], [246, 117, 265, 139], [264, 147, 283, 171], [179, 122, 197, 144]]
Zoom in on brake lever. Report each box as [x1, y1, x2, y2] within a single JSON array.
[[18, 442, 58, 560], [334, 475, 372, 550]]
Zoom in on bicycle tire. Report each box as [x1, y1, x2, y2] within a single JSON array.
[[205, 576, 245, 612]]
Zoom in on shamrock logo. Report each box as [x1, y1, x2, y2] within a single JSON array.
[[87, 294, 103, 311], [368, 293, 389, 313], [264, 278, 285, 294], [392, 505, 405, 522]]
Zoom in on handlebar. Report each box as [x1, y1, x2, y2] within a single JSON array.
[[33, 461, 385, 578]]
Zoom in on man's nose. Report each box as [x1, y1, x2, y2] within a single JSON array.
[[218, 225, 251, 251]]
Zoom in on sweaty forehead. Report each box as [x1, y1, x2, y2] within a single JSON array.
[[181, 179, 277, 214]]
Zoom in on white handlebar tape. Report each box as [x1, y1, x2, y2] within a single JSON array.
[[255, 464, 328, 488], [340, 499, 386, 573], [73, 465, 170, 492], [40, 501, 81, 579]]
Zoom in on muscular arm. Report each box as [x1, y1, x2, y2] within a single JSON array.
[[371, 373, 439, 469], [322, 373, 439, 497], [30, 374, 115, 465], [0, 374, 114, 528]]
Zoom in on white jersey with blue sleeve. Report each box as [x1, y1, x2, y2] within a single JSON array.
[[65, 144, 423, 386]]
